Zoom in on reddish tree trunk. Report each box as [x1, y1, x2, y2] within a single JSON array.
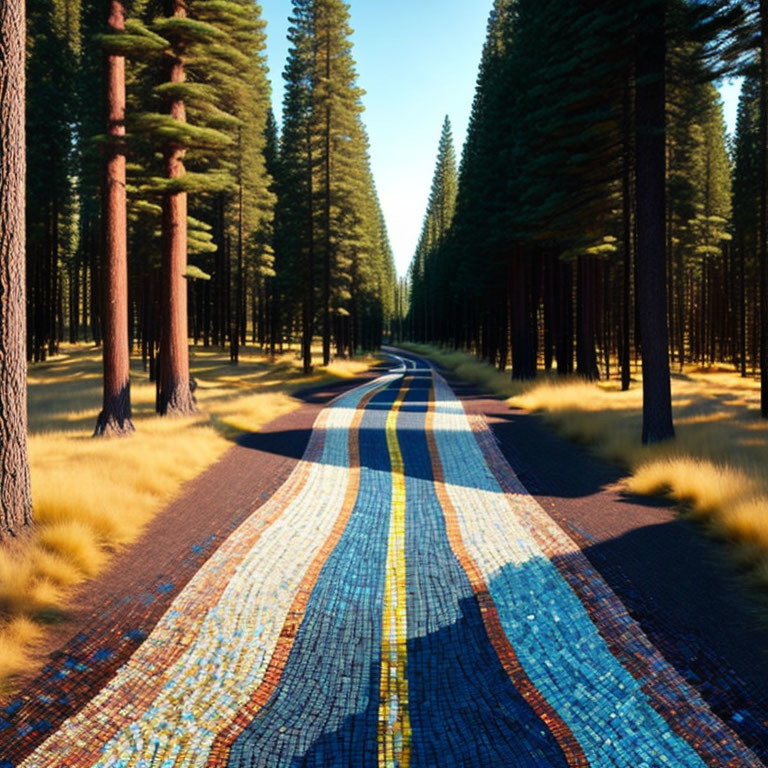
[[95, 0, 134, 437], [158, 0, 195, 415], [0, 0, 33, 538]]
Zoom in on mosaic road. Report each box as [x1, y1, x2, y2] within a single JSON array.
[[3, 357, 765, 767]]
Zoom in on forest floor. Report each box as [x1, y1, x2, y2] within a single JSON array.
[[400, 343, 768, 597], [0, 344, 371, 693], [2, 353, 766, 765]]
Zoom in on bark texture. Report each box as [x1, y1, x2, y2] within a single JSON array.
[[95, 0, 134, 437], [760, 0, 768, 417], [635, 0, 675, 443], [0, 0, 33, 537], [158, 0, 196, 416]]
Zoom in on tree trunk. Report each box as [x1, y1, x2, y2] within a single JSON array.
[[69, 260, 78, 343], [635, 0, 674, 443], [90, 226, 102, 345], [270, 280, 278, 356], [761, 0, 768, 415], [302, 123, 315, 374], [95, 0, 134, 437], [542, 253, 554, 371], [231, 146, 244, 365], [576, 254, 599, 380], [621, 72, 632, 391], [554, 258, 574, 375], [158, 0, 195, 416], [511, 249, 537, 380], [49, 201, 59, 356], [0, 0, 33, 538], [740, 235, 747, 377], [322, 24, 332, 367], [82, 242, 90, 341]]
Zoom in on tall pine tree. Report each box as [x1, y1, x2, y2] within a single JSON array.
[[276, 0, 391, 370]]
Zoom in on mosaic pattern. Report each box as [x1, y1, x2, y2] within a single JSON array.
[[4, 357, 765, 767]]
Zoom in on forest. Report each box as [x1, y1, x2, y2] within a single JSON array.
[[1, 0, 767, 535], [1, 0, 397, 540], [3, 0, 768, 745], [406, 0, 766, 444], [7, 0, 768, 756]]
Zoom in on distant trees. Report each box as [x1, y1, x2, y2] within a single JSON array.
[[725, 0, 768, 415], [409, 116, 458, 345], [275, 0, 395, 373], [0, 0, 33, 535], [760, 0, 768, 417], [404, 0, 761, 442], [25, 0, 79, 363], [16, 0, 393, 437], [733, 76, 760, 377]]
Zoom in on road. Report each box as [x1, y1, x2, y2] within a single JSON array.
[[9, 356, 765, 767]]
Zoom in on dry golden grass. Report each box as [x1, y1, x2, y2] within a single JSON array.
[[403, 343, 768, 591], [0, 617, 43, 687], [0, 343, 371, 694]]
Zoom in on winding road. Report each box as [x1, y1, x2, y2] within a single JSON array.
[[4, 356, 766, 767]]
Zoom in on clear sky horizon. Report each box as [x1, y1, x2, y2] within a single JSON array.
[[259, 0, 493, 278], [259, 1, 743, 279]]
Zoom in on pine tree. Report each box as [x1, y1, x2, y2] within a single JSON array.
[[263, 108, 281, 354], [635, 0, 675, 441], [26, 0, 81, 362], [276, 0, 390, 369], [277, 0, 315, 372], [94, 0, 134, 436], [77, 0, 106, 347], [120, 0, 235, 413], [408, 116, 457, 343], [189, 0, 275, 364], [0, 0, 33, 537], [156, 0, 197, 414]]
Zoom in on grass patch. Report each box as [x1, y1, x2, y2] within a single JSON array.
[[0, 344, 371, 694], [402, 343, 768, 592]]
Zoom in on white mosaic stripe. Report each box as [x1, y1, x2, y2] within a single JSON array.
[[23, 373, 399, 768], [428, 371, 718, 768]]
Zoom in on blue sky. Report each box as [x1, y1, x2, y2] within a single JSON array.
[[259, 1, 742, 278], [259, 0, 493, 276], [720, 77, 742, 135]]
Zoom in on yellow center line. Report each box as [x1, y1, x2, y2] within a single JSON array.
[[378, 376, 412, 768]]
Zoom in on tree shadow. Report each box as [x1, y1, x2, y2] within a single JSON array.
[[232, 587, 573, 767], [570, 524, 768, 763], [229, 540, 768, 767], [295, 592, 570, 768]]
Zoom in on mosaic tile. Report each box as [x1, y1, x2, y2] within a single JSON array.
[[2, 357, 764, 768]]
